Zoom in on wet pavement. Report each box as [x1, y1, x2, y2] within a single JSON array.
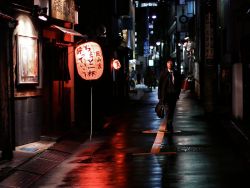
[[1, 87, 250, 187]]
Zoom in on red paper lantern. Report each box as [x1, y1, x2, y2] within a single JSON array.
[[112, 59, 121, 70], [75, 42, 104, 80]]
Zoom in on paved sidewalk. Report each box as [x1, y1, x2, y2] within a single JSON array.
[[0, 139, 56, 181], [0, 128, 92, 188]]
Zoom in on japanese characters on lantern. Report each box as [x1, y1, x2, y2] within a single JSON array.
[[75, 42, 104, 80]]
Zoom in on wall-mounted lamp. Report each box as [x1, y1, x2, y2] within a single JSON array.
[[33, 5, 48, 21], [38, 15, 47, 21], [38, 7, 47, 21]]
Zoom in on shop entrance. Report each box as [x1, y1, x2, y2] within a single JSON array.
[[42, 43, 71, 135]]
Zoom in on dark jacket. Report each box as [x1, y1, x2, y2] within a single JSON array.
[[158, 69, 182, 103]]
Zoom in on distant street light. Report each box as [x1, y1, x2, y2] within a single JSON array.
[[152, 15, 157, 19]]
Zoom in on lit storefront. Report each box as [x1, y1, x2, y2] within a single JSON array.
[[0, 0, 84, 148], [35, 0, 85, 137]]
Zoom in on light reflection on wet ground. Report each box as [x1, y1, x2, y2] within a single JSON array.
[[31, 90, 250, 188]]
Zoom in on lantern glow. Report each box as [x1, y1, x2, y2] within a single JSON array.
[[112, 59, 121, 70], [75, 42, 104, 80]]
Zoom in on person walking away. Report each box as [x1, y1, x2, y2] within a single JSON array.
[[137, 71, 141, 84], [130, 67, 137, 89], [158, 59, 182, 132]]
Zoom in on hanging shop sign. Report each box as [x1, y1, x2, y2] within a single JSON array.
[[51, 0, 75, 23], [112, 59, 121, 70], [75, 42, 104, 80]]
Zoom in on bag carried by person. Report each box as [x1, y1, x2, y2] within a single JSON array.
[[155, 102, 165, 118]]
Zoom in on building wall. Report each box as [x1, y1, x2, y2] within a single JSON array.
[[15, 97, 42, 145], [13, 13, 43, 146], [219, 0, 250, 122]]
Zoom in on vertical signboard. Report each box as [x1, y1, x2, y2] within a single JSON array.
[[204, 1, 215, 60]]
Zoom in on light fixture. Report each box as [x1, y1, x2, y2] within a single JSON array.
[[38, 14, 47, 21], [75, 42, 104, 80], [156, 41, 161, 46], [152, 15, 157, 19], [38, 7, 48, 21], [33, 5, 48, 21], [112, 59, 121, 70]]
